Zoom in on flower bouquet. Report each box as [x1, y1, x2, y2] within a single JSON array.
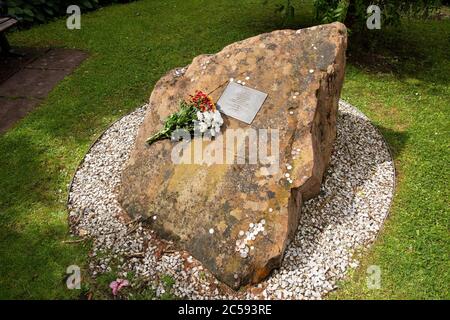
[[146, 90, 224, 145]]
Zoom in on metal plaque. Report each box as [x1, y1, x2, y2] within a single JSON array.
[[216, 81, 268, 124]]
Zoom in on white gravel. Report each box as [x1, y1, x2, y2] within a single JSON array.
[[68, 100, 395, 299]]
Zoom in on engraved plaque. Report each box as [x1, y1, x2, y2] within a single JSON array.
[[216, 81, 268, 124]]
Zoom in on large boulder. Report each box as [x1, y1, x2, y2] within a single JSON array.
[[118, 22, 347, 289]]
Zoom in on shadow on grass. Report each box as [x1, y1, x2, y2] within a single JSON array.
[[0, 221, 89, 299], [346, 19, 450, 85], [0, 132, 89, 298], [0, 132, 54, 219], [375, 124, 410, 161]]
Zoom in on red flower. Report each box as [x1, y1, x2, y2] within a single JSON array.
[[189, 90, 215, 112]]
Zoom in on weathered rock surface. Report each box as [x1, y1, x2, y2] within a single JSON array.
[[118, 22, 347, 289]]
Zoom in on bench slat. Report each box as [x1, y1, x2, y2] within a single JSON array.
[[0, 18, 18, 33]]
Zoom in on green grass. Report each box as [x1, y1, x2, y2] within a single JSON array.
[[329, 17, 450, 299], [0, 0, 448, 299]]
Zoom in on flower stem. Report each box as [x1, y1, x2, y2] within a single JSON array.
[[146, 127, 171, 145]]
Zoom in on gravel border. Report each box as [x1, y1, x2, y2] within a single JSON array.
[[67, 100, 395, 299]]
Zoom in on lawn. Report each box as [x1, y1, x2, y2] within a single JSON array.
[[0, 0, 448, 299]]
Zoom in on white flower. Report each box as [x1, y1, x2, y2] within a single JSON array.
[[198, 122, 208, 133], [203, 111, 213, 126], [213, 110, 223, 125], [195, 110, 224, 137]]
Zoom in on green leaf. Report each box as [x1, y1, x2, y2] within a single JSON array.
[[82, 1, 94, 9], [23, 8, 34, 17]]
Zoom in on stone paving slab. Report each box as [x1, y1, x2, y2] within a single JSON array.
[[0, 47, 49, 83], [0, 97, 39, 133], [0, 47, 88, 133], [27, 49, 88, 70], [0, 68, 69, 99]]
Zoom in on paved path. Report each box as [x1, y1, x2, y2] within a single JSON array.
[[0, 48, 88, 133]]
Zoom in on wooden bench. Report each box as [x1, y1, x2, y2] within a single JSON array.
[[0, 16, 20, 56]]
